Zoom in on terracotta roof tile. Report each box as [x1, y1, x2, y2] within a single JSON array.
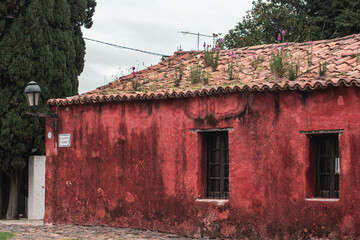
[[49, 34, 360, 105]]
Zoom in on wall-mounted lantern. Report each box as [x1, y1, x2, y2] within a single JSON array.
[[24, 81, 58, 130], [25, 81, 41, 112]]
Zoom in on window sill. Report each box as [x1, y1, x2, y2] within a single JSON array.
[[305, 198, 339, 202], [195, 199, 229, 206]]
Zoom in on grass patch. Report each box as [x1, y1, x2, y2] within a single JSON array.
[[0, 232, 15, 240]]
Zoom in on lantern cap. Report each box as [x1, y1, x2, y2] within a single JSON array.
[[25, 81, 41, 94]]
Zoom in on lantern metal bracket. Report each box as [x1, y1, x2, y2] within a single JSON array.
[[26, 104, 59, 130], [26, 112, 57, 130]]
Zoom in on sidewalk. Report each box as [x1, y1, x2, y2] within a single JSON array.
[[0, 220, 197, 240]]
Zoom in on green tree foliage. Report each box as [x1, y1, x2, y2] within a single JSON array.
[[222, 0, 313, 49], [222, 0, 360, 49], [0, 0, 96, 219], [336, 1, 360, 35], [306, 0, 360, 39]]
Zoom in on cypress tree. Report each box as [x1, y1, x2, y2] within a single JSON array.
[[0, 0, 96, 219]]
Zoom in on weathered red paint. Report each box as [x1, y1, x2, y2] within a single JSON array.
[[45, 86, 360, 239]]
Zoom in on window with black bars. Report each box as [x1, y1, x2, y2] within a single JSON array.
[[205, 132, 229, 199], [314, 134, 340, 198]]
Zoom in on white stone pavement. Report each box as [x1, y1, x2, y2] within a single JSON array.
[[0, 219, 202, 240]]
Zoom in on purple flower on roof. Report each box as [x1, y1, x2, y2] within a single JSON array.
[[132, 72, 136, 78], [220, 39, 224, 43], [213, 33, 216, 37], [274, 44, 278, 50], [252, 53, 256, 59], [286, 42, 289, 46], [213, 49, 216, 52], [282, 30, 286, 35], [132, 66, 135, 71], [308, 41, 314, 45], [281, 46, 284, 50], [216, 45, 220, 51], [277, 34, 281, 41], [228, 52, 231, 56], [203, 42, 206, 48], [231, 51, 234, 55]]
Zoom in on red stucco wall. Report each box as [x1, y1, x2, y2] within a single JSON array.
[[45, 86, 360, 239]]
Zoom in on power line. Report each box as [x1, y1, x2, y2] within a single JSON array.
[[2, 16, 171, 59], [84, 37, 171, 58]]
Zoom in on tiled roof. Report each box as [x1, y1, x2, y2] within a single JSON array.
[[48, 34, 360, 105]]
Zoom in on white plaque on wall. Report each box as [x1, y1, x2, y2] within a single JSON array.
[[59, 134, 71, 147]]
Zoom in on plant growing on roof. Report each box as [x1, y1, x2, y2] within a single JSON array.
[[190, 64, 202, 84], [269, 30, 288, 78], [190, 55, 209, 84], [319, 60, 327, 76], [250, 52, 264, 73], [131, 80, 140, 91], [288, 58, 300, 81], [174, 60, 184, 87], [202, 70, 210, 84], [203, 39, 223, 71], [131, 67, 140, 91], [226, 51, 242, 80], [226, 51, 235, 80], [306, 41, 314, 68], [269, 49, 286, 77]]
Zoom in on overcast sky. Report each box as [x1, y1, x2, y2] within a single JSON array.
[[78, 0, 254, 93]]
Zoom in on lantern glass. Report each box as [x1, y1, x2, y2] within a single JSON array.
[[34, 92, 40, 107], [24, 81, 41, 112], [26, 92, 34, 107]]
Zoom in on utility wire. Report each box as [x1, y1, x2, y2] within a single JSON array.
[[2, 15, 171, 58], [84, 37, 171, 58]]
